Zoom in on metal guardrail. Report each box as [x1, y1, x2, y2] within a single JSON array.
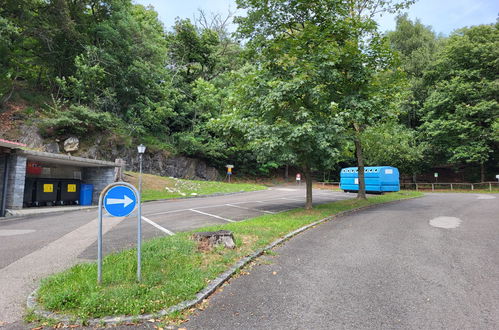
[[317, 182, 499, 192]]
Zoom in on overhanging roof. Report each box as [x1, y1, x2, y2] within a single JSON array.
[[19, 150, 118, 168], [0, 138, 26, 149]]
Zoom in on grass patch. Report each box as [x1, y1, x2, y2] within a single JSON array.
[[124, 171, 267, 201], [35, 191, 422, 320]]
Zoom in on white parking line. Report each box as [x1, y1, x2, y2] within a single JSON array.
[[145, 198, 287, 217], [141, 216, 175, 236], [281, 197, 304, 202], [144, 195, 349, 218], [225, 203, 276, 214], [189, 209, 235, 222]]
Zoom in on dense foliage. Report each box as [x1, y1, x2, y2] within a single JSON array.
[[0, 0, 497, 186]]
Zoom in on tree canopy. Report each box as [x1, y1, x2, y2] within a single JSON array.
[[0, 0, 497, 188]]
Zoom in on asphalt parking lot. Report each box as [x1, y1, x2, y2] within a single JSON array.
[[0, 186, 352, 325], [79, 188, 353, 259]]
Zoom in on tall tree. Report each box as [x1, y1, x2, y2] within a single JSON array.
[[420, 23, 499, 181], [386, 14, 439, 128], [362, 122, 427, 178], [229, 0, 409, 205]]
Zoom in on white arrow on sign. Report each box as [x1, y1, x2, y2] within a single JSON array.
[[107, 195, 134, 208]]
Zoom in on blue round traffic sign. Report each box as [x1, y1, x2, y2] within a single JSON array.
[[104, 185, 137, 217]]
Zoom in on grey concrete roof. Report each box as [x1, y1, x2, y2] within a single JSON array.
[[18, 150, 118, 168], [0, 138, 26, 150]]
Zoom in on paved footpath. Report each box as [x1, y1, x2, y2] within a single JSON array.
[[184, 193, 499, 330]]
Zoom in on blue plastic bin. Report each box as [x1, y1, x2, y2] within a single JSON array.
[[79, 184, 94, 206], [340, 166, 400, 193]]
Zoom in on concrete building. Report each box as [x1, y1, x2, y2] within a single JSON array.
[[0, 139, 119, 217]]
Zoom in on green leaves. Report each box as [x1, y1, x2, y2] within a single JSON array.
[[420, 23, 499, 168]]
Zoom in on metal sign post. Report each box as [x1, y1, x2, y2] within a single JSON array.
[[98, 182, 141, 284]]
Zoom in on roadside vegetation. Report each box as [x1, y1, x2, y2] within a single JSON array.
[[33, 191, 421, 321], [124, 172, 267, 201], [1, 1, 497, 205]]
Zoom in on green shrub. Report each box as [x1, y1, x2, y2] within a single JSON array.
[[39, 105, 117, 137]]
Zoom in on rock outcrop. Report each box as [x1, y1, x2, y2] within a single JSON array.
[[8, 124, 221, 181], [63, 137, 79, 152], [79, 145, 220, 181]]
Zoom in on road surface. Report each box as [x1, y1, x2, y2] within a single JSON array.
[[184, 193, 499, 329], [0, 186, 349, 326]]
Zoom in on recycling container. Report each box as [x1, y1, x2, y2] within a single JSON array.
[[79, 184, 94, 206], [58, 179, 81, 205], [23, 178, 36, 207], [34, 179, 58, 205], [340, 166, 400, 193]]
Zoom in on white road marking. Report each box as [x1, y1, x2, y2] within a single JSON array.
[[281, 197, 304, 202], [189, 209, 235, 222], [141, 216, 174, 236], [476, 194, 496, 200], [0, 229, 36, 237], [430, 216, 462, 229], [225, 204, 275, 214], [145, 194, 345, 218]]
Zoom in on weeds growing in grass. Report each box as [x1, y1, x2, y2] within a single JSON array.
[[36, 191, 421, 320]]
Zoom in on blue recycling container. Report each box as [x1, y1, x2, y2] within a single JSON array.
[[79, 184, 94, 206], [340, 166, 400, 193]]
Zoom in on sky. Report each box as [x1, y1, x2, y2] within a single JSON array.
[[134, 0, 498, 35]]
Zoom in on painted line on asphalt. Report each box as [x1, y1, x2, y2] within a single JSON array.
[[281, 197, 304, 202], [189, 209, 235, 222], [144, 194, 350, 218], [145, 198, 290, 217], [141, 216, 175, 236], [225, 204, 276, 214]]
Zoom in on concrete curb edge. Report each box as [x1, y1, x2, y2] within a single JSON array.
[[26, 194, 421, 326]]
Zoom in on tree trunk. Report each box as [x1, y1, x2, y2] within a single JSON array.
[[480, 162, 485, 182], [354, 125, 366, 200], [284, 164, 288, 181], [304, 165, 313, 210]]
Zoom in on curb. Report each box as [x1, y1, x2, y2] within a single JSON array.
[[27, 195, 421, 326]]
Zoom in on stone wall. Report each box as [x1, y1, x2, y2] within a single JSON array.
[[79, 146, 221, 181], [0, 154, 6, 212], [82, 167, 115, 204], [126, 154, 220, 181], [5, 154, 27, 209]]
